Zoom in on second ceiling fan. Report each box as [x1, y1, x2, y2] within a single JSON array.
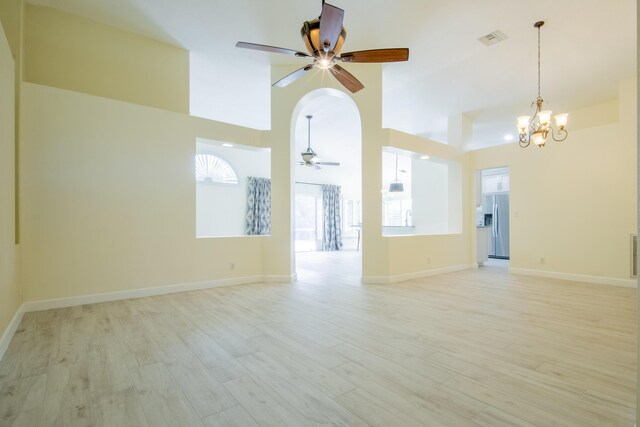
[[299, 115, 340, 169], [236, 1, 409, 93]]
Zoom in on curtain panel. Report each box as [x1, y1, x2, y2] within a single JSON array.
[[322, 184, 343, 251], [246, 177, 271, 235]]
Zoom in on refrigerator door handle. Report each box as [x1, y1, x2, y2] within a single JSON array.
[[492, 203, 498, 238]]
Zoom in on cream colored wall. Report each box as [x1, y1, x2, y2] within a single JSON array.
[[0, 19, 22, 337], [0, 0, 24, 244], [264, 64, 391, 279], [470, 78, 637, 282], [23, 5, 189, 114], [386, 129, 473, 276], [20, 83, 266, 301]]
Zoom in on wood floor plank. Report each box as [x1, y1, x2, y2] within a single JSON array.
[[238, 351, 368, 426], [472, 405, 536, 427], [250, 334, 356, 398], [165, 358, 238, 418], [0, 374, 47, 426], [336, 387, 427, 427], [92, 387, 148, 427], [41, 360, 93, 426], [130, 362, 203, 427], [201, 405, 259, 427], [222, 375, 309, 427]]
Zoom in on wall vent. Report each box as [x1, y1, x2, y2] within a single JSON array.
[[631, 234, 637, 278], [478, 30, 507, 47]]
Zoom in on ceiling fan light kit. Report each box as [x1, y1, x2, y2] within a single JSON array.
[[517, 21, 569, 148], [299, 115, 340, 169], [236, 1, 409, 93]]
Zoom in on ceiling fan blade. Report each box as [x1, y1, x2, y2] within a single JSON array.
[[319, 3, 344, 52], [273, 64, 314, 87], [315, 162, 340, 166], [330, 64, 364, 93], [313, 164, 322, 170], [339, 48, 410, 63], [236, 42, 310, 58]]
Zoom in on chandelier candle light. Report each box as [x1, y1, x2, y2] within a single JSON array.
[[517, 21, 568, 148]]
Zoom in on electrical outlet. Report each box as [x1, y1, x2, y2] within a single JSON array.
[[426, 257, 431, 264], [229, 262, 235, 271], [540, 257, 546, 265]]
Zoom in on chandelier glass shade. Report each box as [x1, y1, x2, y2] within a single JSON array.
[[517, 21, 568, 148]]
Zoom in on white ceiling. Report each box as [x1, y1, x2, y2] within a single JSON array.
[[28, 0, 637, 149]]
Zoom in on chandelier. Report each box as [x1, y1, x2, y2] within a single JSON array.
[[517, 21, 568, 148]]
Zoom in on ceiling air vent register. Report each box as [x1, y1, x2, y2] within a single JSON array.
[[478, 30, 507, 47]]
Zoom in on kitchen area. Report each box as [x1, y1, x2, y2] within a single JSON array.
[[476, 167, 510, 266]]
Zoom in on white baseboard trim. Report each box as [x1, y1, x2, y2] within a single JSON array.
[[21, 275, 267, 313], [362, 264, 476, 285], [509, 267, 637, 288], [0, 304, 26, 361]]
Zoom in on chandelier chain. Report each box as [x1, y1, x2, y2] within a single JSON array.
[[537, 24, 541, 99]]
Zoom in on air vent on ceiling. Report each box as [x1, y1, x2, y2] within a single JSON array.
[[478, 30, 507, 47]]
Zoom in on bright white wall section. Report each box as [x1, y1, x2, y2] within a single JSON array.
[[196, 139, 270, 238], [382, 146, 463, 237], [413, 158, 448, 234]]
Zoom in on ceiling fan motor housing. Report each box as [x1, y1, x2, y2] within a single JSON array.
[[301, 19, 346, 55], [301, 149, 316, 163]]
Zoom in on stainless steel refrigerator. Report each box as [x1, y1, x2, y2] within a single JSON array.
[[483, 193, 510, 259]]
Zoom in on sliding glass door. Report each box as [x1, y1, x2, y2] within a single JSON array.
[[295, 194, 323, 252]]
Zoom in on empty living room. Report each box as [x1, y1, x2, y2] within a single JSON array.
[[0, 0, 637, 426]]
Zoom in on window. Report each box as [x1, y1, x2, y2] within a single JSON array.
[[345, 199, 362, 231], [195, 139, 271, 238], [195, 154, 238, 184]]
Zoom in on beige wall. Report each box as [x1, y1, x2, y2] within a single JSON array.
[[470, 78, 637, 283], [265, 64, 392, 280], [0, 19, 22, 339], [0, 0, 23, 244], [20, 83, 265, 301], [23, 4, 189, 114]]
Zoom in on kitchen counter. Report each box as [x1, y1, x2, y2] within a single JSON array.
[[477, 227, 490, 265]]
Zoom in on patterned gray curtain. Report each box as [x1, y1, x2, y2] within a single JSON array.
[[246, 177, 271, 235], [322, 184, 342, 251]]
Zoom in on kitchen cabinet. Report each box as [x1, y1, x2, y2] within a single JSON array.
[[482, 174, 509, 193]]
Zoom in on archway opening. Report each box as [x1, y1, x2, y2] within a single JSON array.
[[290, 88, 362, 283]]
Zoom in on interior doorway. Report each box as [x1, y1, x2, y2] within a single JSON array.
[[476, 167, 510, 268], [291, 89, 362, 283]]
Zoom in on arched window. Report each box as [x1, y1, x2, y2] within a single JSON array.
[[195, 154, 238, 184]]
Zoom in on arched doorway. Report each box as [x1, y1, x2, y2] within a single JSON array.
[[290, 88, 362, 284]]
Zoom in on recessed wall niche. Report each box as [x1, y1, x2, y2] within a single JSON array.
[[196, 138, 271, 237], [382, 147, 462, 236]]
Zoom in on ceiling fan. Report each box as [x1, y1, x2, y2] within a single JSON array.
[[236, 1, 409, 93], [299, 115, 340, 169]]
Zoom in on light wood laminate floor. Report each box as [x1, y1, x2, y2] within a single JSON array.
[[0, 253, 636, 426]]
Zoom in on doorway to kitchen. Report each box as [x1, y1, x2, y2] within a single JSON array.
[[476, 167, 510, 268]]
